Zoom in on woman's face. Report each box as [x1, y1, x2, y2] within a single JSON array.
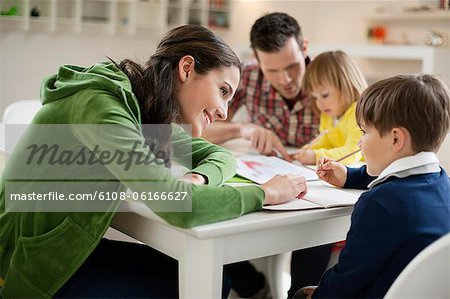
[[176, 62, 240, 137]]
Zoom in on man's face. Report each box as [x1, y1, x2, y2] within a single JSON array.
[[255, 36, 307, 100]]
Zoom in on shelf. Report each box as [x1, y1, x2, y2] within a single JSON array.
[[308, 44, 450, 85], [0, 0, 230, 34], [367, 10, 450, 22]]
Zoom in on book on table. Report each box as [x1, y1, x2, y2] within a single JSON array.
[[263, 185, 360, 211], [236, 154, 319, 184]]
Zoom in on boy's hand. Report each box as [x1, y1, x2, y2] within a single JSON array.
[[293, 149, 316, 165], [316, 157, 347, 187], [240, 124, 291, 161], [261, 174, 307, 205]]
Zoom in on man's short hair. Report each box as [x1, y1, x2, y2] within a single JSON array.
[[250, 12, 303, 53], [356, 74, 450, 152]]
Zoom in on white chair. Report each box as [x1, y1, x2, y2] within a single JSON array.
[[384, 232, 450, 299], [437, 133, 450, 174], [0, 149, 5, 175], [2, 99, 42, 124], [1, 99, 41, 152]]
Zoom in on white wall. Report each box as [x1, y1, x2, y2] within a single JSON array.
[[1, 0, 446, 118]]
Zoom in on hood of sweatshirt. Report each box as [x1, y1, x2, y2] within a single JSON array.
[[40, 62, 141, 123]]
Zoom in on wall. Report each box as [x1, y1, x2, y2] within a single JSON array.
[[0, 0, 446, 118]]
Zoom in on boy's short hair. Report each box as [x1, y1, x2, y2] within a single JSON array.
[[302, 50, 367, 112], [250, 12, 303, 53], [356, 74, 450, 152]]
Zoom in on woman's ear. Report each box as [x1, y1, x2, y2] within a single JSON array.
[[177, 55, 195, 83]]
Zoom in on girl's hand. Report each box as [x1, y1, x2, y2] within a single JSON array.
[[293, 149, 316, 165], [261, 174, 307, 205], [180, 173, 207, 185], [316, 157, 347, 187]]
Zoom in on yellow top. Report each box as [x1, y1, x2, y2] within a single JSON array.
[[310, 102, 363, 164]]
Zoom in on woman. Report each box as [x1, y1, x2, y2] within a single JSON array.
[[0, 25, 306, 298]]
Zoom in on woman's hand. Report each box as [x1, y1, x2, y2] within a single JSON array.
[[240, 124, 291, 161], [180, 173, 207, 185], [293, 149, 316, 165], [261, 174, 307, 205], [316, 157, 347, 187]]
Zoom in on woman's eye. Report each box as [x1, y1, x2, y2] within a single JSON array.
[[359, 128, 366, 134], [220, 87, 228, 97], [321, 93, 329, 98]]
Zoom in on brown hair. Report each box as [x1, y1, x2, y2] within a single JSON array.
[[356, 74, 450, 152], [113, 25, 241, 165], [116, 24, 241, 126], [250, 12, 303, 54], [302, 50, 367, 114]]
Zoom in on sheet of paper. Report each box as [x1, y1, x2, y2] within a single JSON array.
[[304, 185, 359, 208], [263, 185, 359, 211], [236, 154, 319, 184]]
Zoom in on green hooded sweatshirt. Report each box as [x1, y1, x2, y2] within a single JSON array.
[[0, 62, 264, 298]]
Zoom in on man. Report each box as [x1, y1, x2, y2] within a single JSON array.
[[205, 13, 333, 299], [203, 12, 319, 160]]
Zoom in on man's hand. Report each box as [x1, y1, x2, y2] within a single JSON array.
[[240, 124, 291, 160]]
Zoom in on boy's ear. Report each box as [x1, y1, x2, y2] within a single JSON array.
[[391, 127, 410, 153], [177, 55, 195, 83]]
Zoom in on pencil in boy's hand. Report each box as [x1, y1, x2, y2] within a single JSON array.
[[335, 148, 361, 163], [303, 129, 329, 150]]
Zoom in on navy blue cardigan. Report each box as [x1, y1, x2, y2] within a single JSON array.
[[313, 166, 450, 298]]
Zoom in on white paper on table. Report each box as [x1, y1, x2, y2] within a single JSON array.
[[263, 185, 360, 211], [236, 154, 319, 184]]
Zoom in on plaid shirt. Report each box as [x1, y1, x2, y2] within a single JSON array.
[[229, 63, 319, 147]]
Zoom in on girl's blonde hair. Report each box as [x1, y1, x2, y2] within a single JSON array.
[[302, 50, 367, 114]]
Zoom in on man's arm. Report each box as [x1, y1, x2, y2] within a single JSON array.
[[202, 120, 242, 144]]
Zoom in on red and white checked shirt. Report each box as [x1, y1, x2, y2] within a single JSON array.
[[229, 63, 319, 147]]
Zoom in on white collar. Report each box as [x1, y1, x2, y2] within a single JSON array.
[[368, 152, 441, 189]]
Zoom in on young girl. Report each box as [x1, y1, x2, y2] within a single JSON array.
[[0, 25, 306, 298], [294, 50, 367, 165]]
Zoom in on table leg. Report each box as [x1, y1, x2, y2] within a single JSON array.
[[179, 236, 224, 299]]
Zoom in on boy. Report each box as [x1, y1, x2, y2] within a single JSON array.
[[299, 74, 450, 298]]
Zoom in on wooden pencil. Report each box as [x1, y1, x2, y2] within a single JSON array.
[[335, 148, 361, 162]]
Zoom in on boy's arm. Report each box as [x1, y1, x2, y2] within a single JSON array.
[[344, 165, 377, 189]]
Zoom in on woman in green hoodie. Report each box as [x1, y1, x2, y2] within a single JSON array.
[[0, 25, 307, 298]]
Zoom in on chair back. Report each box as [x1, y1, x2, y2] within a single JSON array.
[[437, 133, 450, 174], [384, 232, 450, 299], [1, 99, 41, 152], [2, 99, 41, 124]]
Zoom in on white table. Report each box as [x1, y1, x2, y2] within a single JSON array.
[[111, 193, 359, 298], [111, 139, 363, 298]]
